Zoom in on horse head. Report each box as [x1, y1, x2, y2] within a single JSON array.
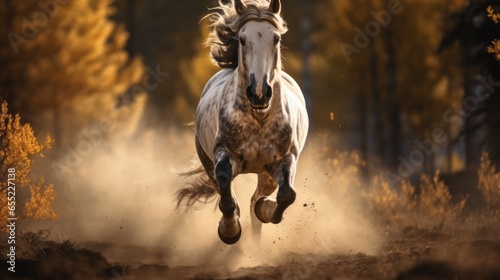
[[236, 0, 283, 110]]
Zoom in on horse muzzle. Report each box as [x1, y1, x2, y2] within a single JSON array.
[[246, 73, 272, 110]]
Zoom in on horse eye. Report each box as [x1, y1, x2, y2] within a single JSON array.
[[239, 37, 246, 46]]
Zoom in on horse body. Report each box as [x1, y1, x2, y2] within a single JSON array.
[[196, 70, 308, 174], [178, 0, 309, 244]]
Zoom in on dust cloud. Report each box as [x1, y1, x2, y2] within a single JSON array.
[[27, 129, 384, 270]]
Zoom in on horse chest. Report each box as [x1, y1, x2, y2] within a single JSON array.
[[239, 135, 279, 160], [220, 118, 291, 173]]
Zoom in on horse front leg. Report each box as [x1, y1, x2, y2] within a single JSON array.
[[255, 153, 297, 224], [214, 147, 242, 244], [251, 173, 279, 239]]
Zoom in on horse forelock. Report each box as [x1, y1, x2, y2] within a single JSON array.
[[204, 0, 288, 69]]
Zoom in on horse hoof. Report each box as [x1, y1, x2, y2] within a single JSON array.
[[254, 197, 277, 224], [218, 220, 242, 245]]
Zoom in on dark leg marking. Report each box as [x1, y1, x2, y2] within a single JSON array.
[[215, 150, 235, 218], [214, 146, 241, 244], [255, 154, 297, 224]]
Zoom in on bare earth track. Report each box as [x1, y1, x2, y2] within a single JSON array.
[[2, 226, 499, 280]]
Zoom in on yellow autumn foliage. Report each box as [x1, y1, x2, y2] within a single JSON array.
[[0, 101, 57, 224], [487, 6, 500, 62]]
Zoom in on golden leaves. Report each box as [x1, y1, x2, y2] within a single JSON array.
[[487, 6, 500, 24], [0, 101, 56, 225], [487, 6, 500, 62], [487, 39, 500, 62], [1, 0, 145, 148], [24, 180, 58, 220]]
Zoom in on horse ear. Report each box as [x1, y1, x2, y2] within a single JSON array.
[[269, 0, 281, 14], [234, 0, 247, 15]]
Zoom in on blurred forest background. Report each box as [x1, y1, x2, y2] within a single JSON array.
[[0, 0, 500, 224]]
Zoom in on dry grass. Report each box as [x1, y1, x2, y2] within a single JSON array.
[[478, 152, 500, 215], [315, 146, 469, 230], [363, 172, 466, 230], [362, 152, 500, 237], [461, 152, 500, 238]]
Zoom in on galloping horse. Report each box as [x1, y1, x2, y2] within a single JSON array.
[[177, 0, 309, 244]]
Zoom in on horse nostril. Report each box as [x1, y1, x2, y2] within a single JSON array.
[[246, 86, 255, 100], [265, 85, 272, 99]]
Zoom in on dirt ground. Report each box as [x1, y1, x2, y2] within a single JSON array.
[[2, 225, 500, 280], [2, 140, 499, 279]]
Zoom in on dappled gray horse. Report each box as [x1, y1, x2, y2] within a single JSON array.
[[177, 0, 308, 244]]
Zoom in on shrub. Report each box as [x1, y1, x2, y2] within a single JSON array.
[[363, 171, 466, 229], [477, 152, 500, 215], [0, 101, 57, 224]]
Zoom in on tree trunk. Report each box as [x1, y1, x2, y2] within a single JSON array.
[[2, 0, 15, 114], [488, 71, 500, 168], [463, 69, 474, 168], [145, 0, 155, 67], [125, 0, 137, 56], [384, 25, 402, 169], [53, 102, 62, 149], [370, 44, 384, 161], [446, 77, 453, 172], [358, 88, 368, 176]]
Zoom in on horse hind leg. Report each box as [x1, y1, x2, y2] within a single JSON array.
[[214, 147, 242, 244], [250, 173, 279, 239], [255, 154, 297, 224]]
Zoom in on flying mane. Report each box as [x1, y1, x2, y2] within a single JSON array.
[[205, 0, 288, 69]]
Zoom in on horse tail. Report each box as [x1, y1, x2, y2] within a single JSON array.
[[175, 165, 218, 209]]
